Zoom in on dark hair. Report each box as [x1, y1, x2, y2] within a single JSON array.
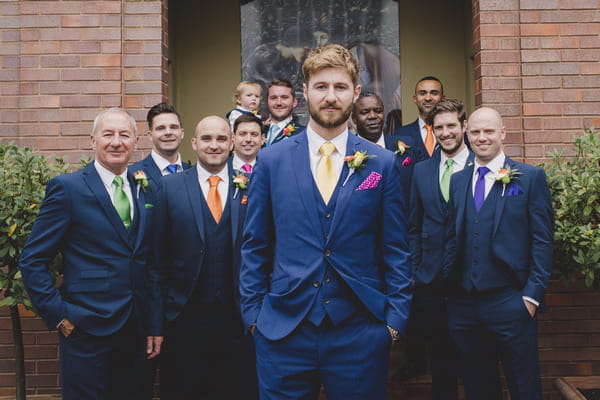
[[233, 113, 263, 134], [267, 78, 296, 98], [415, 76, 444, 95], [426, 98, 466, 126], [353, 92, 383, 113], [146, 102, 182, 130]]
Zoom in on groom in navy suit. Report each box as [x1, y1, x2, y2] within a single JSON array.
[[155, 116, 257, 400], [20, 108, 162, 400], [240, 44, 412, 400], [444, 107, 553, 399]]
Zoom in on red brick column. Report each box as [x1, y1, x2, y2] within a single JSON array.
[[0, 0, 168, 163], [473, 0, 600, 164]]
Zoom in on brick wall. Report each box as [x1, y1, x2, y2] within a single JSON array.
[[0, 0, 168, 163], [473, 0, 600, 164]]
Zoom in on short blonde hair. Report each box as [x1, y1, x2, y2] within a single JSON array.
[[233, 81, 262, 106], [302, 44, 360, 87]]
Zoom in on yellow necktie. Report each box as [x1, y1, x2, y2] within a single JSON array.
[[207, 176, 222, 223], [317, 142, 337, 205], [424, 124, 435, 156]]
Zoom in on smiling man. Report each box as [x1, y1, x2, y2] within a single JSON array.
[[394, 76, 445, 158], [155, 116, 257, 400], [20, 108, 162, 400], [232, 113, 264, 173], [130, 103, 188, 191], [241, 44, 412, 400], [443, 107, 553, 400], [264, 78, 304, 146]]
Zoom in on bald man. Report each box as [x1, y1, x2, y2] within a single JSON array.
[[154, 116, 257, 400], [443, 107, 553, 399]]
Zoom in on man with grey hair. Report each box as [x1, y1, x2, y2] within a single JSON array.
[[20, 108, 163, 400]]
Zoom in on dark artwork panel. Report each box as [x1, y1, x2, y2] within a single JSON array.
[[241, 0, 401, 128]]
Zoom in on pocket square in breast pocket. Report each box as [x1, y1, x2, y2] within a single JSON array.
[[144, 203, 154, 209], [356, 171, 382, 190], [505, 183, 523, 196]]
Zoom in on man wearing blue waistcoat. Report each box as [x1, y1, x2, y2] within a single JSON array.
[[240, 44, 412, 400], [443, 107, 553, 400]]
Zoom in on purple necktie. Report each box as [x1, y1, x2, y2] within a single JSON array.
[[241, 163, 253, 174], [473, 166, 489, 211], [166, 164, 178, 174]]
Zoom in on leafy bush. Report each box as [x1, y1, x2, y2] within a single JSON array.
[[542, 129, 600, 288]]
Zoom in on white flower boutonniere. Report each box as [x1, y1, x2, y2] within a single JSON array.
[[133, 170, 150, 199]]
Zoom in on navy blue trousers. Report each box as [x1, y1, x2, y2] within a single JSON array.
[[254, 313, 391, 400], [448, 287, 542, 400], [59, 317, 146, 400]]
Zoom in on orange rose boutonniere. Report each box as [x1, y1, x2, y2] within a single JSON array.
[[282, 124, 296, 137], [395, 140, 411, 156], [232, 170, 250, 199], [343, 150, 375, 186]]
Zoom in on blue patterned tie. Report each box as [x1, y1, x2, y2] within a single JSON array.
[[473, 166, 489, 211]]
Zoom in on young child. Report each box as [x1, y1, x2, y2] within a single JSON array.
[[226, 81, 262, 130]]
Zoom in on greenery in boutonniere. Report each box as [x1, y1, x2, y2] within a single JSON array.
[[541, 129, 600, 289]]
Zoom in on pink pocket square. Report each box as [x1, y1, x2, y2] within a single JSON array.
[[356, 172, 382, 190]]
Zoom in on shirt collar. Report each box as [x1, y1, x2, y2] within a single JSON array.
[[94, 160, 128, 189], [273, 116, 293, 129], [306, 124, 348, 158], [440, 146, 470, 169], [418, 117, 427, 129], [474, 152, 506, 177], [196, 162, 229, 185], [232, 154, 255, 170], [151, 150, 182, 173]]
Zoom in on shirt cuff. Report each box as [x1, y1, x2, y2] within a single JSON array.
[[56, 319, 65, 329], [523, 296, 539, 307]]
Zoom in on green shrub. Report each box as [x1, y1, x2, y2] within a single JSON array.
[[542, 129, 600, 288]]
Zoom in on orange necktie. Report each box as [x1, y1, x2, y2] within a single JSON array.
[[424, 124, 435, 156], [207, 176, 222, 223]]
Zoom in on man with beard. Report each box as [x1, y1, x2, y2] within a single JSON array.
[[394, 76, 445, 159], [240, 44, 412, 400], [264, 79, 304, 146], [409, 99, 502, 400]]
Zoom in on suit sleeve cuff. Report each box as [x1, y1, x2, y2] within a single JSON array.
[[523, 296, 539, 307]]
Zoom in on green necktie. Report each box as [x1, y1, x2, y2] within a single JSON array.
[[113, 176, 131, 229], [440, 158, 455, 202]]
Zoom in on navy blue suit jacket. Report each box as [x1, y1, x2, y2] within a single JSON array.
[[265, 115, 304, 146], [393, 119, 431, 158], [409, 150, 474, 285], [20, 162, 161, 336], [240, 131, 413, 340], [130, 154, 189, 191], [154, 160, 249, 321], [443, 157, 554, 303]]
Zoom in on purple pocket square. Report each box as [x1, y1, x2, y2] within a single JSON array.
[[506, 183, 523, 196], [356, 172, 382, 190]]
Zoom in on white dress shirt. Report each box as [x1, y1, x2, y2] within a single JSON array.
[[418, 117, 428, 143], [94, 161, 134, 219], [151, 150, 183, 176], [232, 154, 256, 171], [196, 163, 229, 211], [439, 146, 470, 183], [306, 125, 348, 184]]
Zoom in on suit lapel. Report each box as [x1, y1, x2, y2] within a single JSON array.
[[129, 172, 148, 253], [184, 167, 206, 244], [455, 163, 475, 248], [292, 133, 322, 237], [83, 162, 130, 246], [326, 134, 361, 242], [426, 151, 445, 217], [142, 155, 162, 185], [493, 156, 514, 236], [228, 160, 242, 246]]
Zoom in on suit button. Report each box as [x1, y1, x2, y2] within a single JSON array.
[[313, 281, 321, 288], [472, 273, 478, 278], [473, 260, 478, 265], [474, 246, 479, 250], [474, 219, 480, 224], [324, 299, 331, 304], [473, 233, 479, 237], [325, 249, 331, 256], [324, 233, 328, 240], [324, 277, 331, 283], [324, 213, 331, 219]]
